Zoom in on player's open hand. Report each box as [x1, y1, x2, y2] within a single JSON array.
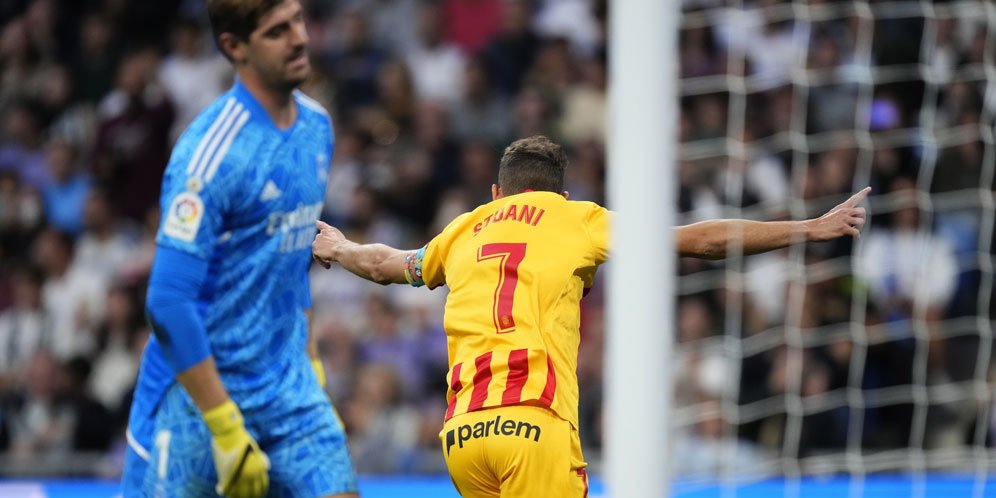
[[807, 187, 870, 241], [313, 220, 348, 268]]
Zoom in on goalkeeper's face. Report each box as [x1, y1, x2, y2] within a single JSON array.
[[240, 0, 311, 92]]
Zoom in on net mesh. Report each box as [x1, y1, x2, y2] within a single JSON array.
[[671, 0, 996, 492]]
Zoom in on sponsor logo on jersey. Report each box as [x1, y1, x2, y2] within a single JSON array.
[[266, 202, 322, 235], [162, 192, 204, 242], [444, 415, 541, 455], [267, 202, 323, 252]]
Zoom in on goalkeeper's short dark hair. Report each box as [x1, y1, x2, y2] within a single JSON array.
[[206, 0, 285, 58], [498, 135, 568, 195]]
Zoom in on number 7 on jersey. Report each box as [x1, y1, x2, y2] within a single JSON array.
[[477, 243, 526, 334]]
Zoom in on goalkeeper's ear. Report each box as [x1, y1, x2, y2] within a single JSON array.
[[492, 184, 502, 200]]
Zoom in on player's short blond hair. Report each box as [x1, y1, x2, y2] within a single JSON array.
[[206, 0, 285, 57], [498, 135, 568, 195]]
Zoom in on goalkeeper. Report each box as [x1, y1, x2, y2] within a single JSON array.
[[312, 135, 868, 498], [121, 1, 358, 497]]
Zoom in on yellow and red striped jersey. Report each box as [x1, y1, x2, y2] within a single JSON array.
[[407, 191, 610, 428]]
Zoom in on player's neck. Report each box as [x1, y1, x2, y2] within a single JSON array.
[[238, 72, 298, 130]]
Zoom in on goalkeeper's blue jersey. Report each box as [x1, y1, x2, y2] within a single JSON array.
[[131, 80, 333, 428]]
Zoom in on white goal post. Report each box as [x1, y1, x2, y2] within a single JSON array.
[[606, 1, 680, 498]]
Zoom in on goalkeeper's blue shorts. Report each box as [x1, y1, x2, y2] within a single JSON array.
[[134, 383, 358, 498], [122, 426, 152, 497]]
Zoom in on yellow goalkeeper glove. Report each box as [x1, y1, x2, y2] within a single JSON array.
[[311, 357, 326, 388], [203, 400, 270, 498]]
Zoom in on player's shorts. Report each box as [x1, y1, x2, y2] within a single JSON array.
[[122, 427, 152, 497], [142, 383, 358, 498], [440, 404, 589, 498], [122, 396, 156, 497]]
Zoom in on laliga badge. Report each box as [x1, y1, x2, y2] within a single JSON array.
[[163, 191, 204, 242], [186, 176, 204, 193]]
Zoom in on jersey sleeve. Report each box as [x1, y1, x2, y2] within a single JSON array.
[[414, 212, 472, 290], [586, 204, 612, 265], [155, 151, 235, 260]]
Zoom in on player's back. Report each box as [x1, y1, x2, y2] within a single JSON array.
[[422, 190, 609, 428]]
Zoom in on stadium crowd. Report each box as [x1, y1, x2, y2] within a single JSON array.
[[0, 0, 991, 479]]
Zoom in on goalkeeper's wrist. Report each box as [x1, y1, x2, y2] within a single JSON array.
[[202, 399, 245, 436]]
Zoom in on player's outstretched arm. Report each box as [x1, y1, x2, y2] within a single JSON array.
[[313, 220, 410, 285], [675, 187, 870, 260]]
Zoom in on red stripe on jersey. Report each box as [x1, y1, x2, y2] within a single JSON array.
[[540, 356, 557, 407], [445, 362, 463, 421], [468, 352, 493, 412], [501, 349, 529, 405], [577, 469, 589, 498]]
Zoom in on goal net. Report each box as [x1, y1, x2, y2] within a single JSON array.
[[669, 0, 995, 492]]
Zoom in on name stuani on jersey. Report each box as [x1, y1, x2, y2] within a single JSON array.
[[473, 203, 546, 236]]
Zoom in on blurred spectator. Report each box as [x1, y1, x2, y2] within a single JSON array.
[[511, 85, 558, 140], [0, 265, 49, 390], [395, 400, 448, 473], [40, 138, 90, 236], [415, 100, 461, 192], [357, 294, 428, 401], [527, 37, 575, 96], [322, 128, 366, 225], [73, 14, 118, 104], [343, 362, 420, 473], [0, 99, 48, 189], [443, 0, 502, 54], [8, 351, 73, 458], [32, 228, 105, 359], [347, 0, 419, 57], [371, 59, 416, 141], [404, 2, 466, 105], [481, 0, 541, 96], [158, 17, 230, 142], [933, 114, 985, 195], [449, 57, 512, 146], [680, 24, 723, 78], [88, 286, 143, 413], [564, 139, 604, 204], [322, 11, 387, 119], [454, 140, 499, 207], [93, 48, 174, 222], [714, 0, 802, 89], [0, 169, 43, 244], [0, 17, 45, 104], [41, 65, 97, 155], [314, 312, 361, 404], [559, 53, 605, 144], [806, 31, 858, 133], [534, 0, 600, 56], [61, 356, 114, 452], [672, 399, 768, 476], [858, 177, 957, 379], [73, 188, 139, 285]]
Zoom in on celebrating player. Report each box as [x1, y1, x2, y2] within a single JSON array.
[[312, 135, 868, 497], [122, 1, 358, 497]]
